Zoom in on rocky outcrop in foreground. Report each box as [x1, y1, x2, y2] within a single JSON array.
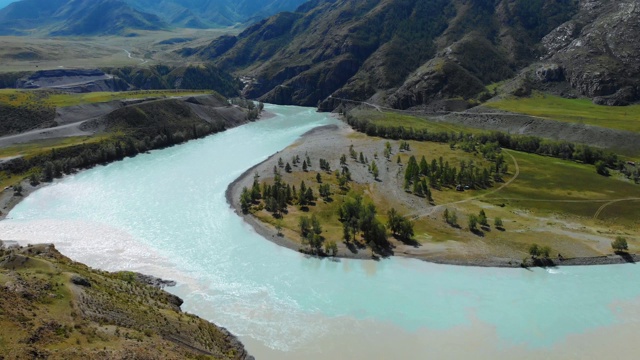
[[0, 242, 252, 360]]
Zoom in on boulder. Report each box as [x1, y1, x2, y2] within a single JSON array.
[[593, 86, 637, 106], [70, 275, 91, 287], [536, 64, 564, 83]]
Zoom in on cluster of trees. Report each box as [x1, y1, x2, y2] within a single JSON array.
[[240, 171, 321, 216], [404, 154, 503, 198], [239, 166, 341, 256], [528, 243, 552, 258], [298, 214, 340, 257], [345, 115, 624, 173], [298, 214, 324, 252], [279, 153, 321, 174], [0, 118, 228, 186], [387, 208, 414, 242], [335, 166, 352, 190], [338, 195, 389, 250], [467, 209, 491, 232], [242, 149, 422, 256], [319, 158, 332, 172], [443, 208, 458, 227], [444, 208, 503, 232]]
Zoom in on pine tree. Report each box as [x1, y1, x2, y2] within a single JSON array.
[[419, 156, 429, 176], [412, 181, 420, 196], [371, 160, 379, 180], [468, 214, 478, 231], [240, 187, 251, 213], [478, 210, 488, 227], [311, 214, 322, 235], [299, 181, 307, 206]]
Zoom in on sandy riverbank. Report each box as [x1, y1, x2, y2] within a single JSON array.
[[225, 118, 640, 268]]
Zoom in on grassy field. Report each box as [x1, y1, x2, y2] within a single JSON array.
[[0, 135, 114, 159], [0, 88, 37, 106], [483, 151, 640, 224], [44, 90, 214, 107], [0, 29, 239, 72], [356, 109, 482, 134], [486, 92, 640, 133], [0, 89, 214, 108]]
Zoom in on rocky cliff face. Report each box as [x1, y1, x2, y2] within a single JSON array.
[[542, 0, 640, 105], [193, 0, 639, 110]]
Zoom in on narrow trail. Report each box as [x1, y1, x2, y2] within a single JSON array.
[[123, 49, 148, 64], [593, 198, 640, 220]]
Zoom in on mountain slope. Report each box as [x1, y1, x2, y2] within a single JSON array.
[[125, 0, 309, 28], [0, 0, 167, 36], [0, 243, 251, 359], [0, 0, 16, 10], [193, 0, 640, 110]]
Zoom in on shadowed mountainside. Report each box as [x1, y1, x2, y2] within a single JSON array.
[[192, 0, 640, 110]]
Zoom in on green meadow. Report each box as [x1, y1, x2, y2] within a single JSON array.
[[483, 151, 640, 222], [0, 89, 213, 108], [354, 109, 482, 134], [486, 92, 640, 133]]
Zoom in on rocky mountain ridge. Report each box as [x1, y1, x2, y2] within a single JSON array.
[[0, 0, 167, 36], [193, 0, 639, 110], [125, 0, 309, 28], [8, 65, 241, 97], [0, 0, 309, 35]]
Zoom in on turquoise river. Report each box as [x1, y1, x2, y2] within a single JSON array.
[[1, 105, 639, 359]]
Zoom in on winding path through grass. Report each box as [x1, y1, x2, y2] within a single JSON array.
[[593, 198, 640, 220]]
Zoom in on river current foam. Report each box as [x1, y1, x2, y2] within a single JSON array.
[[1, 105, 639, 359]]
